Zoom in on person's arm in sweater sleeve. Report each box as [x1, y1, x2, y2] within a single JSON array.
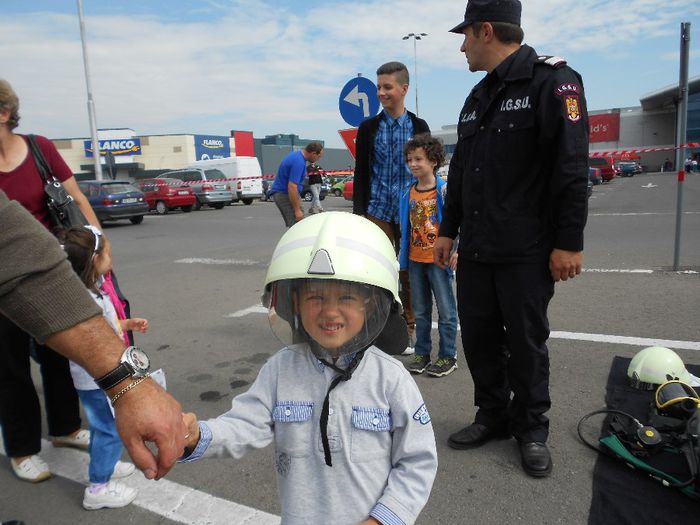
[[0, 190, 187, 480], [0, 190, 100, 339], [353, 120, 371, 216]]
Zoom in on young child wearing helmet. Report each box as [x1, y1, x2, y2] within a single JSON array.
[[181, 212, 437, 525]]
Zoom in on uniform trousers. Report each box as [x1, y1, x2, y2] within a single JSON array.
[[0, 316, 81, 457], [456, 259, 554, 443]]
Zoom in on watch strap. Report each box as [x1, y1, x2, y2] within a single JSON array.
[[96, 362, 133, 391]]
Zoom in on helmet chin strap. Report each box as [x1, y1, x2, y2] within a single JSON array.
[[318, 348, 368, 467]]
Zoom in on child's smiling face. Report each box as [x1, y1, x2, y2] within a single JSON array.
[[406, 146, 437, 180], [297, 281, 367, 350]]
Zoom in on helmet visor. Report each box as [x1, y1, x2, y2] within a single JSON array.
[[655, 380, 700, 410], [265, 278, 391, 359]]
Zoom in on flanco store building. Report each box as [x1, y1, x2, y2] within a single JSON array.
[[53, 128, 255, 180]]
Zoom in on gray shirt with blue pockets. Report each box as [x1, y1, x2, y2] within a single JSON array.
[[183, 343, 438, 525]]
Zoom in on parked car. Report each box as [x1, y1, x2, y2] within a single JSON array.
[[300, 176, 329, 202], [77, 180, 149, 224], [343, 179, 354, 201], [588, 167, 603, 186], [589, 156, 615, 182], [331, 176, 353, 197], [135, 178, 196, 214], [615, 161, 640, 177], [156, 168, 233, 210], [261, 178, 273, 201], [187, 157, 263, 205]]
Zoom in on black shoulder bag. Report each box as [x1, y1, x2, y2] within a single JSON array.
[[27, 134, 88, 230]]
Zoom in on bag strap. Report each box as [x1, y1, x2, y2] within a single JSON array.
[[26, 134, 54, 184]]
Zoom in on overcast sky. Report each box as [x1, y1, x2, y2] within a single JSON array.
[[2, 0, 698, 148]]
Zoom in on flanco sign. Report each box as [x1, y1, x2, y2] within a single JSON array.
[[84, 138, 142, 157], [194, 134, 231, 160]]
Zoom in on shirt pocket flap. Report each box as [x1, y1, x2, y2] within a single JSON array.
[[272, 401, 314, 423], [351, 406, 393, 432], [490, 112, 535, 132]]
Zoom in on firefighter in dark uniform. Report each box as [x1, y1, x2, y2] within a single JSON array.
[[434, 0, 589, 478]]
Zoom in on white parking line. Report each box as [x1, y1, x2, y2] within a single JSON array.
[[175, 258, 258, 266], [583, 268, 653, 274], [226, 305, 700, 351], [590, 211, 700, 216], [549, 331, 700, 351], [224, 305, 268, 318], [0, 438, 280, 524]]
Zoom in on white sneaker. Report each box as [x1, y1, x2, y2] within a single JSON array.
[[52, 428, 90, 450], [11, 455, 51, 483], [83, 481, 138, 510], [111, 461, 135, 479], [402, 327, 417, 355]]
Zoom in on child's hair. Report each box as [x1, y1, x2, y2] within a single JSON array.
[[404, 133, 446, 173], [376, 62, 409, 85], [55, 226, 104, 292]]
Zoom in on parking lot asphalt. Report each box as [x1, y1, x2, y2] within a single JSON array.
[[2, 172, 699, 524]]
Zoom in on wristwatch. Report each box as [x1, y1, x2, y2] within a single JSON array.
[[95, 346, 151, 390]]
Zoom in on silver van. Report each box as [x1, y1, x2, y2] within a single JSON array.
[[157, 168, 233, 210]]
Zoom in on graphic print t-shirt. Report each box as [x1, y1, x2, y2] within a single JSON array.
[[408, 185, 438, 263]]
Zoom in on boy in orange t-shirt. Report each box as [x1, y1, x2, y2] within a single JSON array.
[[398, 134, 459, 377]]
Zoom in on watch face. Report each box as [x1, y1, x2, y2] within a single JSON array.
[[127, 346, 150, 372]]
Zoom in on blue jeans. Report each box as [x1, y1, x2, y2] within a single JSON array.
[[77, 389, 123, 483], [408, 261, 458, 359]]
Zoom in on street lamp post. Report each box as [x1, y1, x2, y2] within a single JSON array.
[[402, 32, 427, 116], [77, 0, 103, 180]]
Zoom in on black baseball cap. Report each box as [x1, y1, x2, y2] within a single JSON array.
[[449, 0, 522, 34]]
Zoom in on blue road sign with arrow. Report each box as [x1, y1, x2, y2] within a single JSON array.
[[339, 76, 380, 127]]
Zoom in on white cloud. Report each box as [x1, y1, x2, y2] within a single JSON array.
[[1, 0, 697, 145]]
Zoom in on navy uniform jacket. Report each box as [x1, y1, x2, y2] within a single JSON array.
[[439, 44, 589, 264]]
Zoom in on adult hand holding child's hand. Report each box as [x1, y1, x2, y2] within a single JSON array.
[[182, 412, 200, 450]]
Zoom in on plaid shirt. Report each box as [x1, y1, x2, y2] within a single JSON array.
[[367, 111, 414, 223]]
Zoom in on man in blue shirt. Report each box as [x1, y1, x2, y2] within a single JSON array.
[[271, 142, 324, 227]]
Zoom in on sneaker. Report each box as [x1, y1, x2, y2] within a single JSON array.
[[83, 481, 138, 510], [10, 455, 51, 483], [426, 357, 458, 377], [111, 461, 135, 479], [52, 429, 90, 450], [402, 325, 417, 355], [407, 355, 431, 374]]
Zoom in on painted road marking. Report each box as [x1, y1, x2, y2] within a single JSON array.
[[175, 258, 258, 266], [549, 331, 700, 351], [0, 438, 280, 524], [225, 305, 268, 318], [590, 211, 700, 216], [227, 305, 700, 351], [583, 268, 653, 274]]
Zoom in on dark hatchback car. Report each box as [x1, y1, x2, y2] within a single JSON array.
[[588, 167, 603, 185], [263, 177, 329, 202], [78, 180, 149, 224], [300, 176, 329, 202]]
